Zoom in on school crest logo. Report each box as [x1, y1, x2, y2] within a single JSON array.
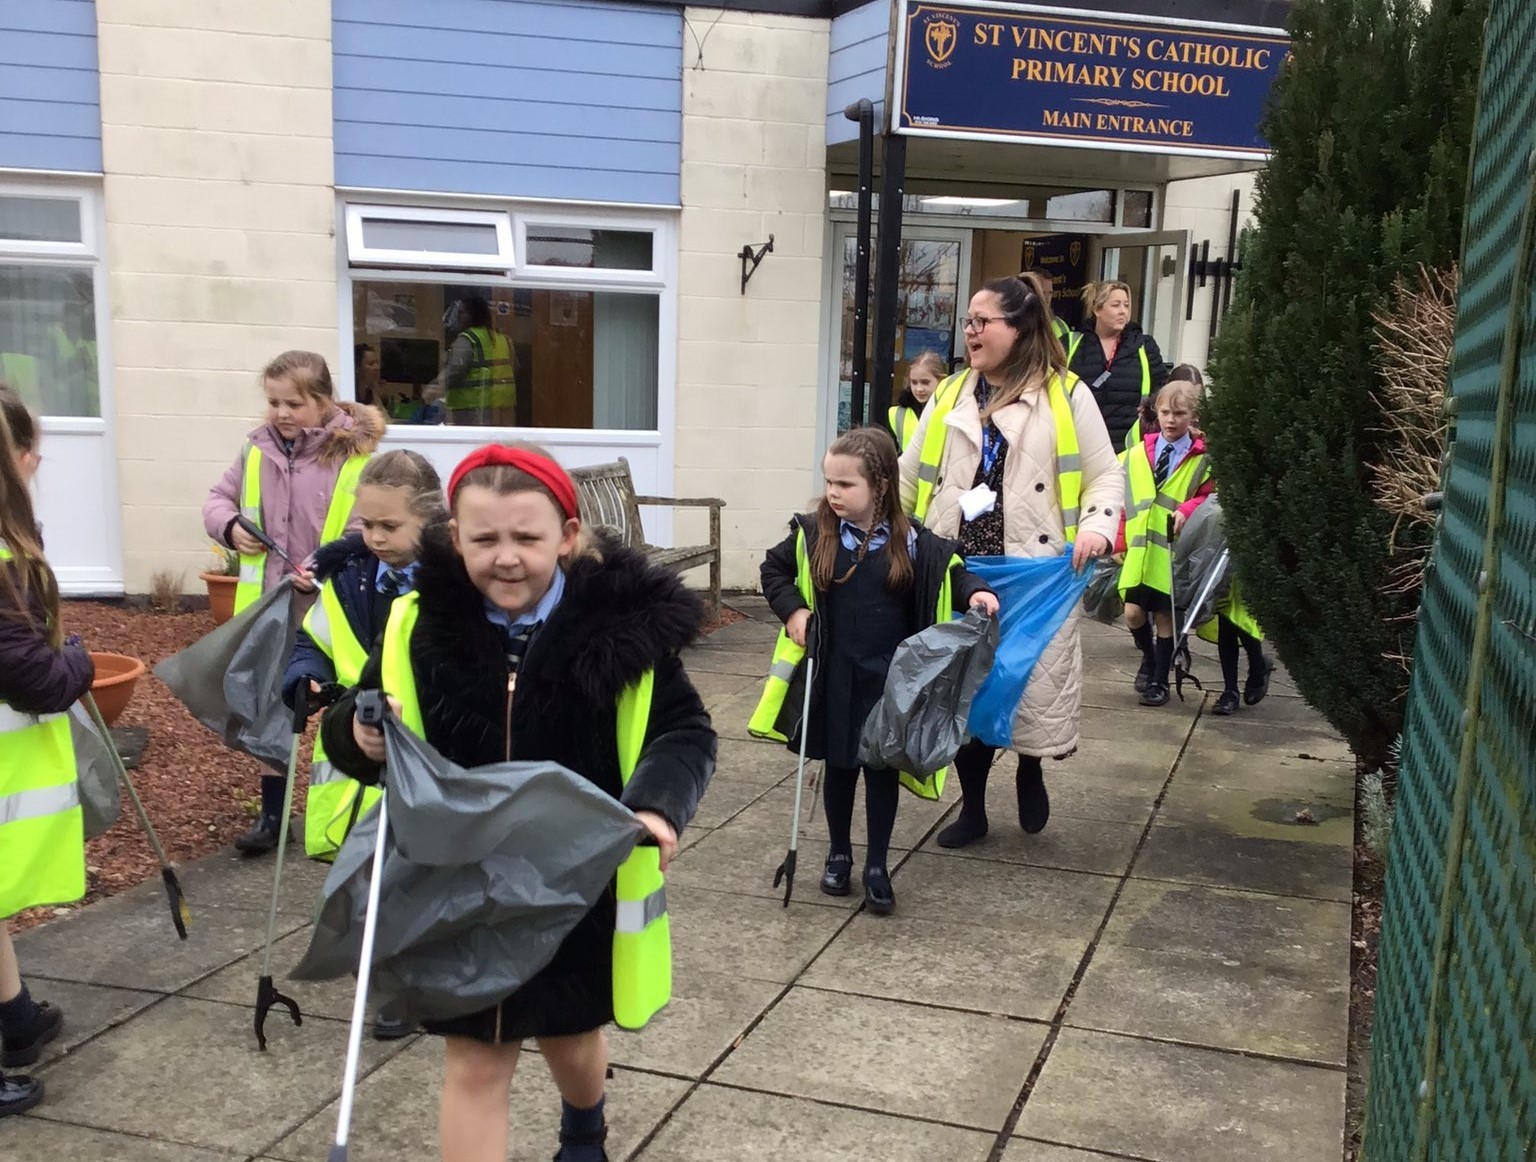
[[924, 15, 959, 68], [1069, 240, 1083, 266], [1022, 242, 1036, 270]]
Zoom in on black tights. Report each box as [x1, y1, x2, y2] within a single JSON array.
[[823, 765, 900, 870], [1217, 616, 1265, 693], [953, 741, 1042, 823]]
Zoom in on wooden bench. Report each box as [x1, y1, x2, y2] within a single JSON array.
[[569, 458, 725, 621]]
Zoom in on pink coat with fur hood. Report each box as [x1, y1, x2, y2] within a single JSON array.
[[203, 402, 386, 593]]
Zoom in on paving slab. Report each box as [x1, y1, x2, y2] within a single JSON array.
[[1002, 1142, 1145, 1161], [1157, 779, 1353, 850], [801, 911, 1086, 1021], [923, 806, 1145, 877], [714, 987, 1047, 1131], [687, 775, 775, 831], [159, 847, 332, 919], [1069, 880, 1351, 1064], [637, 1083, 996, 1160], [1188, 715, 1352, 762], [268, 1040, 688, 1162], [1048, 736, 1184, 785], [679, 647, 767, 679], [668, 882, 849, 984], [29, 997, 407, 1156], [684, 668, 760, 707], [12, 894, 305, 994], [180, 927, 371, 1025], [733, 779, 956, 854], [608, 967, 781, 1077], [3, 1121, 239, 1162], [1017, 1027, 1345, 1161], [16, 978, 162, 1070], [895, 852, 1118, 939], [1135, 819, 1354, 902], [711, 737, 795, 785], [1077, 704, 1197, 747], [665, 826, 897, 909]]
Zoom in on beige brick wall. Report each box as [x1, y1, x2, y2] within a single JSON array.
[[1162, 172, 1258, 372], [676, 8, 830, 590], [99, 0, 337, 592]]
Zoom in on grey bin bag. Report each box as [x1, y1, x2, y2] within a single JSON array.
[[1082, 557, 1125, 625], [69, 701, 122, 839], [292, 714, 647, 1023], [153, 579, 297, 774], [1171, 497, 1234, 630], [857, 610, 999, 774]]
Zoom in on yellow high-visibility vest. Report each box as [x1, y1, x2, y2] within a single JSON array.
[[380, 592, 669, 1030], [233, 445, 370, 614], [888, 405, 919, 451], [747, 526, 956, 799], [909, 369, 1084, 541], [300, 579, 377, 860], [1067, 331, 1152, 449], [0, 544, 84, 917], [444, 327, 516, 413], [1118, 440, 1211, 597]]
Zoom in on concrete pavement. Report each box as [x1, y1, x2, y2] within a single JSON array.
[[6, 600, 1353, 1161]]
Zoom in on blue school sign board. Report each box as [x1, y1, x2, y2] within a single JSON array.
[[895, 1, 1289, 159]]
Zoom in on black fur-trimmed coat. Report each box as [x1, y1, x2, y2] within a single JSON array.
[[320, 524, 716, 1040]]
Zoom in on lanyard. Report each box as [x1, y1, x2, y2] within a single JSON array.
[[1102, 335, 1121, 368], [981, 422, 1004, 477]]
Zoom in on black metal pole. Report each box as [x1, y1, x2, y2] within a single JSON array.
[[1221, 187, 1241, 317], [844, 99, 875, 429], [870, 132, 907, 428]]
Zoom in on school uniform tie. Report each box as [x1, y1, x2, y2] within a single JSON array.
[[1154, 441, 1174, 487], [377, 569, 407, 599], [502, 622, 540, 668]]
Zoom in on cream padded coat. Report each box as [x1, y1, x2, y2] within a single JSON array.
[[898, 371, 1125, 757]]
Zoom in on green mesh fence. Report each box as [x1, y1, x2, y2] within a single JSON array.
[[1363, 0, 1536, 1157]]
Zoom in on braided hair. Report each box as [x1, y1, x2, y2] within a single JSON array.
[[809, 426, 915, 594]]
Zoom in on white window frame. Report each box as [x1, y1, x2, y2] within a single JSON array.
[[344, 203, 515, 274], [0, 181, 97, 261], [336, 192, 677, 441]]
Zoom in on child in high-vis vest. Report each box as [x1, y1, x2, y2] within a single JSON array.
[[319, 443, 714, 1162], [0, 386, 95, 1118], [754, 427, 996, 914], [889, 350, 945, 452], [1117, 379, 1214, 706], [203, 350, 385, 855]]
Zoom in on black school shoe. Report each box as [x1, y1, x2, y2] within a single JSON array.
[[234, 814, 282, 855], [863, 867, 895, 916], [553, 1130, 608, 1162], [1133, 654, 1155, 694], [1, 1001, 62, 1069], [1245, 655, 1274, 705], [0, 1071, 43, 1118], [820, 853, 853, 897], [1139, 683, 1170, 707], [1213, 690, 1240, 716], [371, 1012, 414, 1041]]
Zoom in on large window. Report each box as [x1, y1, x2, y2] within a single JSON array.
[[0, 191, 101, 418], [344, 204, 668, 432]]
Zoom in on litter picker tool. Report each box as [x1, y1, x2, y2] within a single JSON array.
[[235, 514, 305, 574], [327, 691, 392, 1162], [254, 681, 339, 1050], [82, 692, 191, 940], [772, 652, 815, 908], [1173, 548, 1231, 700]]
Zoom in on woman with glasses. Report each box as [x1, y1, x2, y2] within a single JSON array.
[[897, 277, 1124, 847]]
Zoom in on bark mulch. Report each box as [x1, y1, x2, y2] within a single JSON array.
[[9, 597, 747, 933]]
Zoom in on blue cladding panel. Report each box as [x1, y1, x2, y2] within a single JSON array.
[[0, 0, 101, 173], [827, 0, 890, 146], [334, 0, 683, 205]]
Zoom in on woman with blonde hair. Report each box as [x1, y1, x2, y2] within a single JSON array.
[[898, 276, 1124, 846], [1067, 280, 1169, 448]]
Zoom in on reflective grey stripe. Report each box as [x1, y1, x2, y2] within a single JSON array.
[[238, 563, 262, 584], [1062, 506, 1081, 529], [615, 886, 667, 933], [1128, 535, 1147, 549], [768, 657, 796, 684], [306, 599, 333, 653], [0, 707, 62, 734], [0, 781, 79, 826], [1145, 529, 1171, 549], [1130, 499, 1154, 516], [308, 760, 341, 786], [1058, 453, 1082, 473], [1154, 493, 1182, 512], [917, 461, 940, 485]]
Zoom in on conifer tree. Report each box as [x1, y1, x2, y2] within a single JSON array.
[[1206, 0, 1484, 767]]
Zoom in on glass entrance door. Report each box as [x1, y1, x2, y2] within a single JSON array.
[[1091, 229, 1190, 365], [827, 223, 970, 436]]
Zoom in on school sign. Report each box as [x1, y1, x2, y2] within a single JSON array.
[[894, 1, 1290, 159]]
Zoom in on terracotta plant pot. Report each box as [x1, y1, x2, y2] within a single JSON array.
[[90, 652, 147, 727], [201, 570, 238, 625]]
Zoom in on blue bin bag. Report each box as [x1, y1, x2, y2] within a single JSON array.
[[965, 553, 1093, 748]]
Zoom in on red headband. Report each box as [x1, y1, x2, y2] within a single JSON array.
[[447, 445, 580, 520]]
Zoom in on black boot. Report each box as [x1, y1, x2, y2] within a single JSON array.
[[1245, 653, 1274, 705], [0, 1071, 42, 1118], [234, 814, 282, 855], [862, 866, 895, 916], [371, 1010, 414, 1041], [936, 743, 992, 848], [0, 1000, 61, 1069], [1140, 636, 1174, 707], [1130, 622, 1155, 693], [1016, 759, 1049, 834]]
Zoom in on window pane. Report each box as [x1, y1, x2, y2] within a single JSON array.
[[1122, 190, 1154, 228], [0, 265, 98, 417], [359, 217, 501, 256], [524, 227, 653, 271], [351, 281, 659, 431], [0, 196, 82, 244]]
